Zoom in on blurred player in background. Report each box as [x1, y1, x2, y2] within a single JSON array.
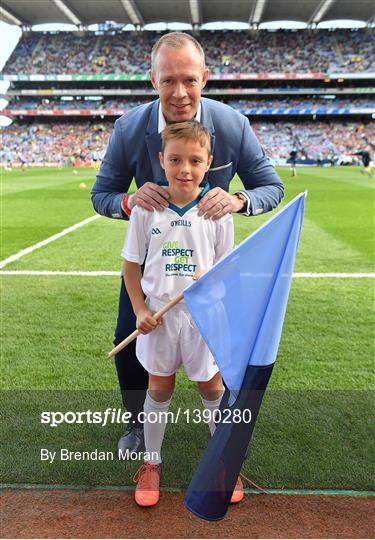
[[289, 149, 297, 177], [353, 150, 373, 177]]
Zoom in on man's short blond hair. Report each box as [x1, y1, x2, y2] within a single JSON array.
[[151, 32, 205, 72], [161, 120, 211, 154]]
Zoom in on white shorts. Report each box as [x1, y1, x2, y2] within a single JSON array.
[[136, 297, 219, 382]]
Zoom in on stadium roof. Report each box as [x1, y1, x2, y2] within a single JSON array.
[[1, 0, 374, 28]]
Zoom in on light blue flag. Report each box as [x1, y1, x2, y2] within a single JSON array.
[[183, 192, 306, 521], [184, 191, 306, 403]]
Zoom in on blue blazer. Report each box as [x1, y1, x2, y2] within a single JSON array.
[[91, 98, 284, 219]]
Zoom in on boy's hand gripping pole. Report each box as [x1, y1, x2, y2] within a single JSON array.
[[107, 292, 184, 358]]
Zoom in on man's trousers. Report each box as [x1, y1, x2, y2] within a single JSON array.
[[114, 278, 148, 425]]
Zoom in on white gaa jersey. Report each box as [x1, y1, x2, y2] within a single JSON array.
[[122, 201, 234, 304]]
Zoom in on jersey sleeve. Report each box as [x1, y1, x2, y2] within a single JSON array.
[[121, 206, 150, 264], [214, 214, 234, 264]]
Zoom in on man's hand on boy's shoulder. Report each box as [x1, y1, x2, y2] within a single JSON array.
[[129, 183, 170, 212], [198, 187, 246, 220]]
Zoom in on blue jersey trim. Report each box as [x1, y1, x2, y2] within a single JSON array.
[[167, 183, 210, 217]]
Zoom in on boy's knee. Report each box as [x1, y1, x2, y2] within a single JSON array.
[[149, 389, 174, 402], [198, 373, 224, 401], [149, 374, 175, 402]]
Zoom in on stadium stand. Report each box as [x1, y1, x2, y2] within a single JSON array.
[[1, 26, 374, 167], [252, 121, 375, 161], [1, 121, 111, 166], [2, 120, 373, 166], [3, 96, 375, 112], [2, 29, 374, 74]]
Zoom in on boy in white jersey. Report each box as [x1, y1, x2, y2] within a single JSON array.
[[122, 121, 242, 507]]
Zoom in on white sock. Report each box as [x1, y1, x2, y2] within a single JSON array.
[[200, 392, 224, 436], [143, 391, 172, 465]]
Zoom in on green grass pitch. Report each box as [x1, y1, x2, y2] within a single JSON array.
[[1, 165, 374, 489]]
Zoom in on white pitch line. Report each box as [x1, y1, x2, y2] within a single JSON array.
[[0, 215, 100, 269], [0, 270, 119, 276], [0, 271, 374, 278], [293, 272, 375, 278]]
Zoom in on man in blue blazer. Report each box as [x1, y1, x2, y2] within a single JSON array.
[[91, 32, 284, 456]]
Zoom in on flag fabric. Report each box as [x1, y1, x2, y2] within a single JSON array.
[[183, 192, 306, 521]]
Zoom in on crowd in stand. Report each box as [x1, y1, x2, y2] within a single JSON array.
[[4, 96, 375, 111], [4, 97, 145, 110], [252, 121, 374, 159], [223, 97, 374, 109], [3, 29, 374, 75], [1, 121, 373, 165], [334, 30, 374, 73], [2, 29, 373, 168], [0, 122, 110, 165]]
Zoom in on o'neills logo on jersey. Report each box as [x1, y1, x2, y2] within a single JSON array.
[[170, 219, 191, 227]]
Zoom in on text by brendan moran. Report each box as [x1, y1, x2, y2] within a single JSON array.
[[40, 448, 158, 463]]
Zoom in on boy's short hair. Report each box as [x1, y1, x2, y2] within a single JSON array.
[[161, 121, 211, 154]]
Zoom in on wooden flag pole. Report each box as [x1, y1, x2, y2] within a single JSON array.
[[107, 292, 184, 358]]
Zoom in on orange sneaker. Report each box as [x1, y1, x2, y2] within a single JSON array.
[[230, 476, 244, 504], [133, 462, 161, 507]]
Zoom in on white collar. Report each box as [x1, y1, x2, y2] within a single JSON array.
[[158, 102, 202, 133]]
